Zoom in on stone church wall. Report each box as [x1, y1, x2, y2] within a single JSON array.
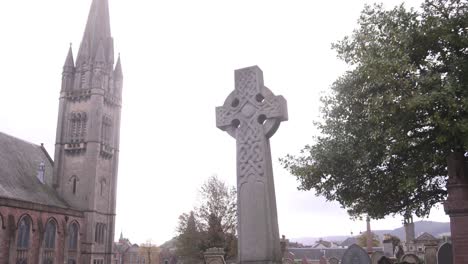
[[0, 202, 84, 264]]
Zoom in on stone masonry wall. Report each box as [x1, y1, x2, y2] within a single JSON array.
[[0, 204, 84, 264]]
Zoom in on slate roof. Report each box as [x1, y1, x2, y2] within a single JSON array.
[[415, 232, 438, 241], [0, 132, 68, 208]]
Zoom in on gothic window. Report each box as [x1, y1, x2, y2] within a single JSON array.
[[68, 112, 88, 142], [101, 115, 113, 144], [100, 179, 106, 197], [71, 176, 77, 195], [16, 216, 31, 249], [68, 222, 79, 250], [67, 222, 79, 264], [43, 220, 56, 264], [44, 220, 56, 249], [16, 216, 31, 264], [94, 223, 106, 244], [94, 223, 99, 243]]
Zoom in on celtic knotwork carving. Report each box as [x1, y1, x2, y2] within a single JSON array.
[[216, 66, 287, 184], [216, 66, 287, 263]]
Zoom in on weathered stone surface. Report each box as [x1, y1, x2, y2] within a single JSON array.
[[444, 153, 468, 264], [329, 257, 340, 264], [341, 244, 371, 264], [437, 243, 453, 264], [216, 66, 287, 264], [319, 256, 327, 264], [401, 253, 420, 264], [424, 246, 437, 264], [204, 247, 226, 264]]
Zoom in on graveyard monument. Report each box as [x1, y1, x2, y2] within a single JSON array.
[[216, 66, 288, 263], [341, 244, 371, 264], [437, 243, 453, 264]]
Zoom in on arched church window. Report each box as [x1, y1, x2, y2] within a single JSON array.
[[101, 115, 113, 144], [94, 223, 100, 243], [100, 179, 106, 197], [17, 216, 31, 248], [68, 112, 88, 142], [16, 216, 31, 264], [71, 176, 77, 195], [68, 222, 79, 250], [44, 220, 56, 249], [43, 220, 56, 264], [67, 222, 79, 264]]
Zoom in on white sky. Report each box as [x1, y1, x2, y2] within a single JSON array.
[[0, 0, 450, 246]]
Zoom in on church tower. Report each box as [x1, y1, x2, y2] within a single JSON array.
[[53, 0, 122, 263]]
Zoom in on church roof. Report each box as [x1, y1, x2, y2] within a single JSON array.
[[415, 232, 437, 241], [0, 132, 68, 208]]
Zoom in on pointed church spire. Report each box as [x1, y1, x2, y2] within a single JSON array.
[[95, 40, 106, 63], [114, 54, 122, 78], [77, 0, 112, 63], [64, 44, 75, 69]]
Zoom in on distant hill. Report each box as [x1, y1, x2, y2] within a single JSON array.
[[291, 221, 450, 246]]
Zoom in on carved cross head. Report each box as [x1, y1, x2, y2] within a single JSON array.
[[216, 66, 288, 139]]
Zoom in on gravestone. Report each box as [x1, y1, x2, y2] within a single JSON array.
[[329, 257, 340, 264], [341, 244, 371, 264], [216, 66, 288, 263], [204, 248, 226, 264], [371, 251, 384, 264], [437, 242, 453, 264], [400, 253, 420, 264], [319, 255, 327, 264], [424, 246, 437, 264]]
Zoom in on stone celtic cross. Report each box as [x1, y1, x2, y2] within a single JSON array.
[[216, 66, 287, 263]]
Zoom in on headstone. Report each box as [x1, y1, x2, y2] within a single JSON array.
[[437, 242, 453, 264], [382, 241, 393, 257], [319, 255, 327, 264], [216, 66, 288, 263], [204, 248, 226, 264], [424, 245, 437, 264], [371, 251, 384, 264], [341, 244, 371, 264], [400, 253, 420, 264]]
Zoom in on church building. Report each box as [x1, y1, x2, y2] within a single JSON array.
[[0, 0, 123, 263]]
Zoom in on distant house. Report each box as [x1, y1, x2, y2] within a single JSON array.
[[312, 239, 340, 249], [340, 237, 358, 248]]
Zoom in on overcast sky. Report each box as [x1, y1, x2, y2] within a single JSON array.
[[0, 0, 450, 245]]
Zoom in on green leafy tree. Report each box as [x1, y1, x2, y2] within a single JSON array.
[[176, 211, 203, 262], [357, 231, 380, 247], [281, 0, 468, 219], [196, 175, 237, 259], [175, 176, 237, 260]]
